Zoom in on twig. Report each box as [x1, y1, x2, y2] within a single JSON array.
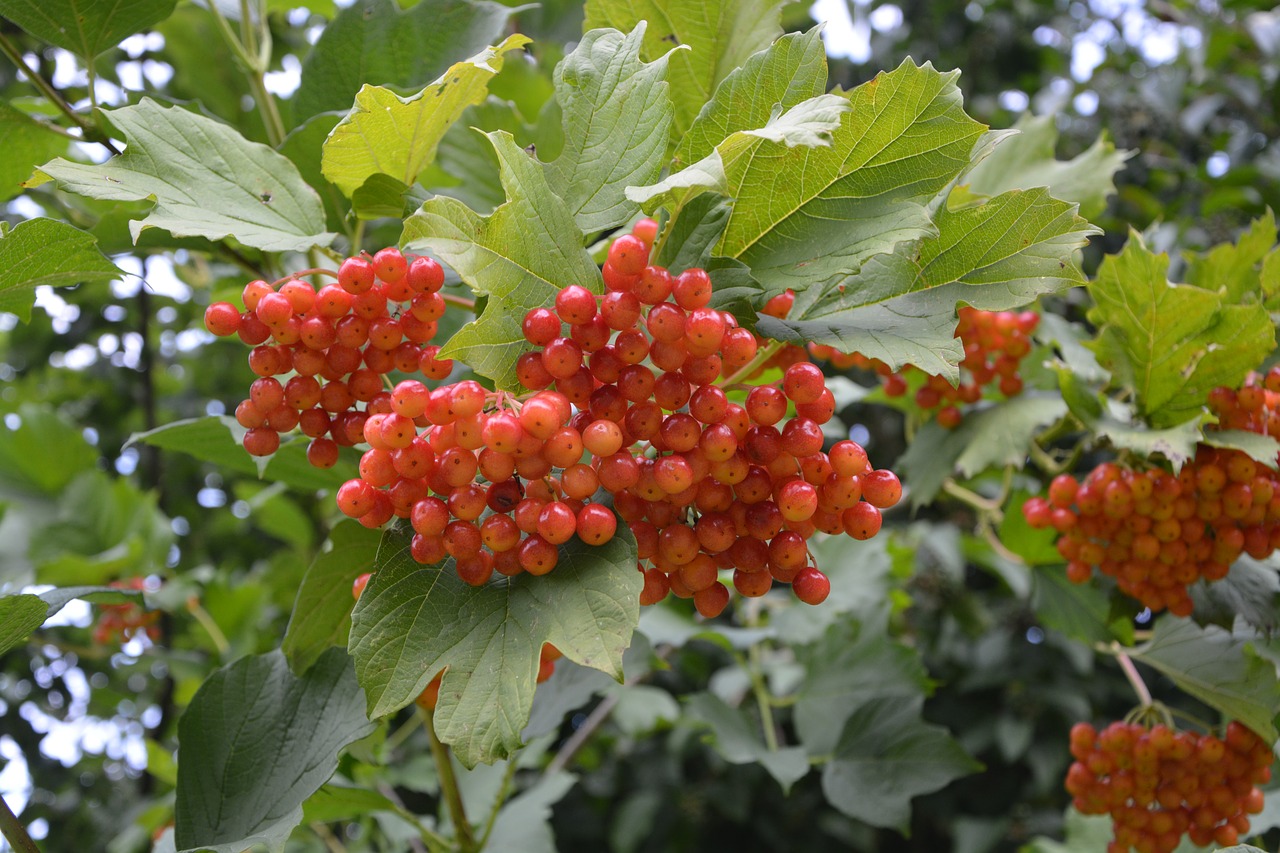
[[543, 691, 621, 778], [941, 479, 1002, 516], [374, 784, 442, 853], [442, 293, 477, 311], [0, 31, 121, 154], [422, 708, 476, 852], [0, 791, 41, 853], [747, 641, 781, 752], [310, 822, 347, 853], [1114, 650, 1153, 708], [185, 597, 230, 657], [476, 759, 519, 850], [720, 340, 783, 388]]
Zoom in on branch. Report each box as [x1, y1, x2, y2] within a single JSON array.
[[0, 792, 41, 853], [543, 691, 621, 778], [0, 31, 120, 154], [422, 708, 476, 852]]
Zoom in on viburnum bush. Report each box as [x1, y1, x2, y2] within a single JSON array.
[[6, 1, 1280, 852]]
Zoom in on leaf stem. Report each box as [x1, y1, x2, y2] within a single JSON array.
[[941, 479, 1002, 517], [476, 759, 519, 850], [442, 293, 477, 311], [0, 791, 41, 853], [543, 691, 621, 777], [185, 597, 230, 657], [0, 32, 120, 154], [422, 708, 476, 852], [270, 268, 340, 287], [1114, 650, 1153, 708], [205, 0, 286, 147], [374, 783, 447, 853], [310, 821, 348, 853], [747, 641, 781, 753], [719, 340, 783, 388]]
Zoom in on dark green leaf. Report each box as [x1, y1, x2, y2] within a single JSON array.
[[174, 648, 374, 853], [348, 525, 640, 767], [820, 695, 982, 832], [282, 522, 383, 673], [1032, 566, 1132, 646], [1130, 618, 1280, 742], [300, 785, 399, 824], [998, 490, 1063, 566], [401, 131, 601, 390], [684, 692, 809, 792], [652, 193, 730, 273], [0, 0, 176, 58], [32, 99, 334, 252], [0, 594, 50, 656], [278, 112, 348, 233], [0, 404, 99, 498], [0, 218, 119, 322], [546, 25, 676, 233], [793, 619, 931, 756], [1189, 555, 1280, 633], [292, 0, 517, 122], [127, 416, 355, 493]]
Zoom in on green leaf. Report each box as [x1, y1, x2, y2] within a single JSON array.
[[0, 594, 51, 656], [652, 193, 730, 272], [1184, 210, 1279, 303], [715, 59, 987, 293], [546, 25, 677, 233], [895, 395, 1067, 508], [300, 785, 399, 824], [1189, 555, 1280, 633], [1087, 230, 1275, 429], [752, 188, 1097, 379], [278, 112, 348, 233], [484, 772, 576, 853], [0, 100, 68, 202], [31, 99, 334, 253], [1032, 566, 1132, 646], [320, 34, 530, 198], [774, 534, 894, 644], [962, 114, 1130, 220], [0, 404, 99, 498], [174, 648, 374, 853], [348, 525, 640, 767], [0, 0, 176, 59], [674, 26, 828, 167], [39, 584, 142, 618], [292, 0, 519, 122], [998, 490, 1062, 566], [1201, 429, 1280, 469], [282, 522, 383, 674], [401, 131, 601, 390], [793, 619, 931, 756], [683, 692, 809, 792], [1129, 617, 1280, 742], [582, 0, 790, 143], [0, 218, 120, 323], [820, 695, 982, 833], [127, 416, 355, 493]]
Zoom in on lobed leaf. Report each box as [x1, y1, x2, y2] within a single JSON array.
[[320, 35, 530, 198], [31, 99, 334, 252], [582, 0, 789, 144], [292, 0, 519, 121], [684, 692, 809, 792], [0, 100, 69, 203], [348, 525, 640, 767], [546, 25, 678, 233], [401, 131, 601, 390]]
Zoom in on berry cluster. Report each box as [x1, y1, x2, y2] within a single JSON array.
[[208, 223, 902, 612], [1066, 720, 1270, 852], [204, 247, 452, 463], [1023, 371, 1280, 615], [506, 226, 901, 616], [811, 307, 1039, 429], [351, 573, 559, 709], [93, 577, 160, 645], [1022, 451, 1280, 615]]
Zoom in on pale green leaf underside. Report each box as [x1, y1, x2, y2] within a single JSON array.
[[32, 99, 334, 252], [547, 24, 677, 233], [962, 113, 1131, 220], [348, 526, 640, 767], [0, 218, 119, 322], [1130, 618, 1280, 743], [321, 34, 530, 197], [582, 0, 789, 143], [675, 26, 828, 167], [401, 131, 601, 390]]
